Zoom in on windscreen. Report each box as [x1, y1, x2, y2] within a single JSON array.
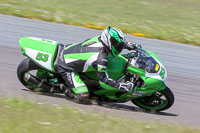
[[134, 48, 160, 73]]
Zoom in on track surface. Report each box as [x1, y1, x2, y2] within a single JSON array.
[[0, 14, 200, 127]]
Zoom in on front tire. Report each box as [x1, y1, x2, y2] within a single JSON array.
[[131, 87, 174, 112]]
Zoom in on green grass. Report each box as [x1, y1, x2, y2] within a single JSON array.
[[0, 0, 200, 45], [0, 98, 200, 133]]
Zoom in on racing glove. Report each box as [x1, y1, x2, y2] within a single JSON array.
[[125, 42, 137, 50], [118, 81, 134, 92]]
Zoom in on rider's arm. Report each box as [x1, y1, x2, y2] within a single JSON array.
[[96, 49, 119, 90], [95, 49, 134, 92]]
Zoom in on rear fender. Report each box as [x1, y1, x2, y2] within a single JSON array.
[[19, 37, 59, 72]]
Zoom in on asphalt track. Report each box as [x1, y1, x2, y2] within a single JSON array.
[[0, 14, 200, 127]]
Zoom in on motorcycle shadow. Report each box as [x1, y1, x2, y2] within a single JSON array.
[[96, 102, 178, 117], [22, 89, 178, 116], [22, 89, 66, 99]]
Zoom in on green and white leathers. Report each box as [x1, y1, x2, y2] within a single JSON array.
[[58, 36, 103, 95], [18, 35, 175, 111], [60, 36, 103, 72], [58, 35, 122, 96], [58, 27, 128, 99]]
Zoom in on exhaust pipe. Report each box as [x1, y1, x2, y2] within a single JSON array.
[[24, 73, 54, 92]]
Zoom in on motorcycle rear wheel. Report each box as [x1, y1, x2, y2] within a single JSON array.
[[17, 58, 42, 90], [17, 58, 55, 91], [131, 87, 174, 112]]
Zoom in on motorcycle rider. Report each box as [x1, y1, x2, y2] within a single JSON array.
[[57, 26, 136, 104]]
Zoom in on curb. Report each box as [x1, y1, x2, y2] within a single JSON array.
[[84, 24, 145, 37]]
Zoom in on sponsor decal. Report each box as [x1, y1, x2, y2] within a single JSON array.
[[155, 64, 160, 71], [85, 42, 96, 46], [127, 90, 147, 98], [41, 38, 57, 45]]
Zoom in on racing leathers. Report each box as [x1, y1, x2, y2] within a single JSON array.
[[57, 36, 134, 103]]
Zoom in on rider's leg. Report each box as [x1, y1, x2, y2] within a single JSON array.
[[70, 72, 90, 104], [58, 67, 89, 104]]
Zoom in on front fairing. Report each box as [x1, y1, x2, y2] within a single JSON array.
[[87, 48, 167, 101], [130, 48, 167, 82], [124, 48, 167, 99]]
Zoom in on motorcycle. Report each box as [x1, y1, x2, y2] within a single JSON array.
[[17, 37, 174, 111]]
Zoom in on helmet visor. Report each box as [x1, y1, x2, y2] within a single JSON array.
[[110, 36, 124, 54]]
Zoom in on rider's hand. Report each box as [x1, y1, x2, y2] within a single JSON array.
[[125, 42, 137, 50], [118, 81, 134, 92]]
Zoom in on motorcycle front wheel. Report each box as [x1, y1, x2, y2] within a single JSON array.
[[131, 87, 174, 112]]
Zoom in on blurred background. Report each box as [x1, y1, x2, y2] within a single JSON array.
[[0, 0, 199, 45], [0, 0, 200, 133]]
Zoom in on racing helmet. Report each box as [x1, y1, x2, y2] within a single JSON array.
[[100, 26, 126, 56]]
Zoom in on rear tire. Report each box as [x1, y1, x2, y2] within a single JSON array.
[[131, 87, 175, 112], [17, 58, 41, 90]]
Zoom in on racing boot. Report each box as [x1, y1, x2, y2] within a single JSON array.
[[64, 87, 90, 104], [73, 92, 90, 104]]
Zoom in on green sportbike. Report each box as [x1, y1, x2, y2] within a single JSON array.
[[17, 37, 174, 111]]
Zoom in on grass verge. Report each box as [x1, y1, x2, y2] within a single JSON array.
[[0, 98, 200, 133], [0, 0, 199, 45]]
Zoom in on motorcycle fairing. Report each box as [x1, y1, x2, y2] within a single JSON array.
[[19, 37, 59, 72], [130, 49, 167, 82]]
